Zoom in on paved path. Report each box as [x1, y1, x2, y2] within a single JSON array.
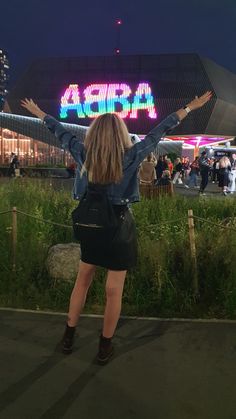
[[174, 181, 235, 198], [0, 309, 236, 419]]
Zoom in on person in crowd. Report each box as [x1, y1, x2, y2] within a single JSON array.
[[13, 155, 20, 177], [199, 151, 211, 195], [139, 152, 157, 184], [21, 92, 212, 365], [212, 158, 220, 183], [228, 154, 236, 194], [9, 153, 20, 177], [208, 158, 213, 180], [166, 158, 173, 176], [218, 156, 231, 195], [182, 157, 190, 179], [155, 156, 165, 180], [163, 155, 169, 170], [149, 152, 157, 166], [8, 152, 16, 176], [66, 162, 76, 178], [184, 156, 199, 188], [157, 169, 172, 186], [172, 157, 183, 184]]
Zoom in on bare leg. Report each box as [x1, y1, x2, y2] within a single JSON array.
[[67, 261, 96, 327], [102, 270, 127, 338]]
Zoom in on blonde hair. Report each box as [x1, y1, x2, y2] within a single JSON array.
[[147, 152, 154, 162], [162, 170, 171, 178], [219, 156, 230, 169], [83, 113, 132, 184]]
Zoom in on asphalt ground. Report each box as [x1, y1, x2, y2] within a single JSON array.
[[1, 309, 236, 419], [0, 178, 235, 418], [174, 180, 235, 198]]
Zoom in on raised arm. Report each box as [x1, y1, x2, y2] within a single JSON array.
[[21, 99, 86, 162], [128, 91, 212, 165]]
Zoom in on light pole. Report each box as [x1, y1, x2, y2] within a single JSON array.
[[114, 19, 122, 55]]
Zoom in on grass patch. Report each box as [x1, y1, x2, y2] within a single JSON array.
[[1, 178, 236, 318]]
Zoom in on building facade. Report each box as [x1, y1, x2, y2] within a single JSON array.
[[0, 49, 10, 112], [1, 53, 236, 166]]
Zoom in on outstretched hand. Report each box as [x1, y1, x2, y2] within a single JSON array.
[[176, 91, 212, 122], [188, 91, 212, 111], [21, 98, 46, 120]]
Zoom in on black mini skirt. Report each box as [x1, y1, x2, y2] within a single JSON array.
[[80, 206, 137, 271]]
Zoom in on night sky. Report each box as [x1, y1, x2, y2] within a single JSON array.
[[1, 0, 236, 86]]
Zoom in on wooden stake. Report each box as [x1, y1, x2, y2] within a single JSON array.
[[12, 207, 17, 272], [188, 209, 198, 296]]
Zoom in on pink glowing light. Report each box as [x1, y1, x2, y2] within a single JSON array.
[[165, 135, 231, 148]]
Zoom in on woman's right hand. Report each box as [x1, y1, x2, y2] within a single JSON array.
[[21, 98, 46, 120]]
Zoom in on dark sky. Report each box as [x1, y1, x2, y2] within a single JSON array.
[[1, 0, 236, 85]]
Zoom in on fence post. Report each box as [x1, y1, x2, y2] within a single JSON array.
[[187, 209, 198, 296], [12, 207, 17, 271]]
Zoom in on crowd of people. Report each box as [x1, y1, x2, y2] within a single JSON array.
[[138, 151, 236, 195]]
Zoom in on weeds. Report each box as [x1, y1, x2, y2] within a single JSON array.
[[1, 179, 236, 318]]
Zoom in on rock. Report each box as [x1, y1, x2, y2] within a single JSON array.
[[46, 243, 81, 281]]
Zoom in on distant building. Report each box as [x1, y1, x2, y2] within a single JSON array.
[[1, 53, 236, 166], [0, 49, 10, 111]]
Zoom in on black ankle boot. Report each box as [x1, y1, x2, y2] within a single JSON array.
[[62, 323, 76, 354], [96, 334, 114, 365]]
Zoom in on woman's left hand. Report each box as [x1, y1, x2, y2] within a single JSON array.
[[188, 91, 212, 111]]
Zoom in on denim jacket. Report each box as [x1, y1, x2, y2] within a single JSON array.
[[44, 113, 180, 204]]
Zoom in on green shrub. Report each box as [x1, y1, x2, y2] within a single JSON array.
[[1, 179, 236, 318]]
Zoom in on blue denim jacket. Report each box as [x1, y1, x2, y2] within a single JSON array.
[[44, 113, 180, 204]]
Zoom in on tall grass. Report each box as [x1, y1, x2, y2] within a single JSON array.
[[1, 178, 236, 318]]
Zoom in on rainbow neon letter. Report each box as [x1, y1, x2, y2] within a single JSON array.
[[83, 84, 108, 118], [106, 84, 132, 117], [60, 84, 84, 118], [130, 83, 157, 119]]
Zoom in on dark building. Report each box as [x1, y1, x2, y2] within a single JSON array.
[[1, 53, 236, 165], [5, 53, 236, 136], [0, 49, 10, 111]]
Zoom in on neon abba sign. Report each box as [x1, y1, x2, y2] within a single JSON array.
[[60, 83, 157, 119]]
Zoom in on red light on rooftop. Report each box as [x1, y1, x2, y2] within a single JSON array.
[[116, 19, 122, 25]]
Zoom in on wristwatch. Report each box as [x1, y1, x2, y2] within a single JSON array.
[[183, 106, 191, 114]]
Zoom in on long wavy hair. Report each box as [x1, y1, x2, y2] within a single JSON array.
[[219, 156, 231, 169], [83, 113, 133, 184]]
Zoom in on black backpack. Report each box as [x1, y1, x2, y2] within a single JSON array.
[[71, 184, 118, 242]]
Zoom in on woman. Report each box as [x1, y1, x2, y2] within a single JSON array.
[[21, 91, 211, 365], [218, 156, 231, 195], [172, 157, 183, 184], [185, 156, 199, 188], [139, 152, 157, 184], [155, 156, 165, 180], [157, 169, 172, 186]]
